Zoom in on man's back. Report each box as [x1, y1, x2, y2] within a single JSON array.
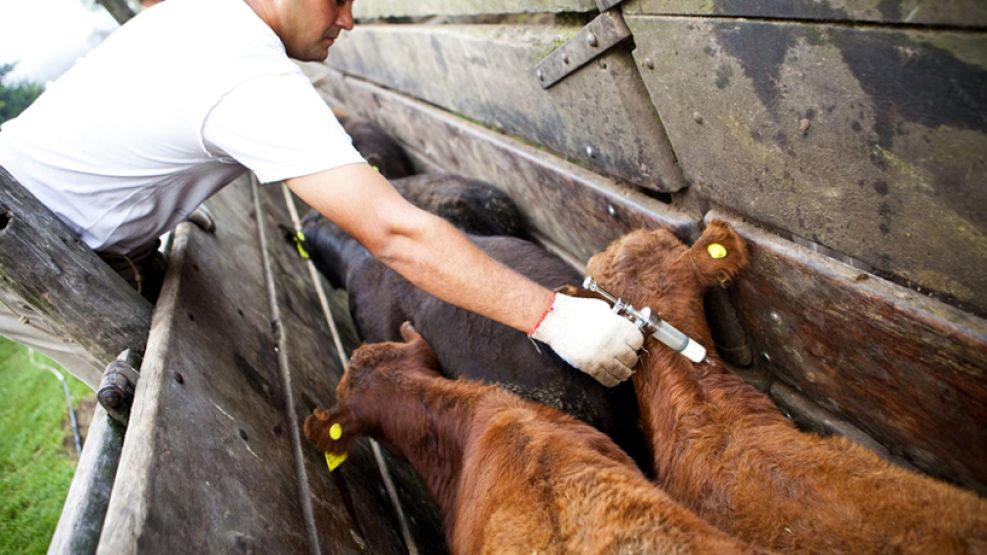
[[0, 0, 358, 255]]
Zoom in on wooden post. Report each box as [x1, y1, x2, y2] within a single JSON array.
[[0, 167, 152, 367]]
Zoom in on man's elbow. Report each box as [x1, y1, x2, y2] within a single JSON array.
[[363, 209, 443, 268]]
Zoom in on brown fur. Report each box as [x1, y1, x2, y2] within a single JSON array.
[[305, 323, 765, 554], [584, 221, 987, 554]]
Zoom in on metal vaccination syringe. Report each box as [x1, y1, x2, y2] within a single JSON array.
[[582, 277, 707, 363]]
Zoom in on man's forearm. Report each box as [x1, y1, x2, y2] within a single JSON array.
[[286, 164, 553, 332], [372, 212, 555, 333], [286, 163, 643, 386]]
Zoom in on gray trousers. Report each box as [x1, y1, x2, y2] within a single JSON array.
[[0, 287, 106, 390]]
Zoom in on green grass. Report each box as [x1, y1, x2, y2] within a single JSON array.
[[0, 337, 94, 555]]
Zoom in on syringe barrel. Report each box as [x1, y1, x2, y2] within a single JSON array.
[[651, 320, 690, 353]]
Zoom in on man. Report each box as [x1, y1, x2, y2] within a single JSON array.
[[0, 0, 643, 390]]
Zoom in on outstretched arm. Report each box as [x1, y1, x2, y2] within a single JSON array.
[[286, 163, 643, 385]]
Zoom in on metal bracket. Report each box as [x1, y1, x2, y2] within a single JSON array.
[[595, 0, 626, 11], [534, 10, 632, 89], [97, 349, 141, 425]]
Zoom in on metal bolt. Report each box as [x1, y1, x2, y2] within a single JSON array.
[[643, 57, 655, 70], [693, 112, 705, 124], [607, 204, 617, 217], [762, 352, 772, 362], [537, 69, 544, 82], [770, 311, 781, 323], [98, 388, 123, 409], [562, 53, 570, 64], [586, 33, 598, 48], [586, 146, 596, 158]]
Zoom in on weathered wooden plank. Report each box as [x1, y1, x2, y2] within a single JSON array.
[[304, 66, 698, 262], [628, 16, 987, 316], [260, 184, 446, 553], [95, 179, 424, 553], [353, 0, 595, 19], [0, 167, 152, 367], [324, 24, 686, 192], [97, 181, 317, 553], [623, 0, 987, 28], [711, 211, 987, 493], [48, 407, 125, 555]]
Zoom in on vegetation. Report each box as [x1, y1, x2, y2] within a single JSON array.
[[0, 338, 93, 554], [0, 63, 44, 125]]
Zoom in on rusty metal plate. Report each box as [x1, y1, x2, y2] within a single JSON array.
[[324, 24, 685, 192], [536, 11, 632, 88], [623, 0, 987, 27], [714, 211, 987, 493], [628, 15, 987, 316]]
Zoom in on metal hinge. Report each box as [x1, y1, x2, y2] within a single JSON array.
[[595, 0, 626, 11], [534, 7, 632, 89]]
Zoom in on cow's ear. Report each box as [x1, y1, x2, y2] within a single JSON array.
[[304, 406, 361, 458], [687, 221, 749, 287], [399, 321, 441, 375]]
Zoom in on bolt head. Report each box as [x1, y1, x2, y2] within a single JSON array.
[[586, 33, 598, 47], [644, 57, 655, 70]]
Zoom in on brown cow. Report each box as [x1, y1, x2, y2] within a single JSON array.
[[305, 323, 766, 555], [582, 221, 987, 554]]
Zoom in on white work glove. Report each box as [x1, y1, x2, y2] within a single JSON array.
[[529, 293, 645, 387]]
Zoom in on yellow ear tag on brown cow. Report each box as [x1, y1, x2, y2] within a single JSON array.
[[324, 423, 347, 472], [325, 451, 348, 472], [707, 243, 728, 259]]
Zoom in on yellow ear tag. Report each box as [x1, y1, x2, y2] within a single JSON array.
[[324, 423, 346, 472], [707, 243, 728, 259], [372, 165, 381, 174], [325, 451, 348, 472], [293, 230, 310, 260]]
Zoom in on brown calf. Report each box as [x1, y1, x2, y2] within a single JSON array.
[[305, 323, 764, 554], [583, 221, 987, 554]]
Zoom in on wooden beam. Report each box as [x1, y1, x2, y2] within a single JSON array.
[[353, 0, 596, 19], [324, 24, 686, 192], [623, 0, 987, 28], [0, 167, 152, 366], [305, 67, 698, 262]]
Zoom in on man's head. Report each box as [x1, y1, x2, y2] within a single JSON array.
[[247, 0, 355, 62]]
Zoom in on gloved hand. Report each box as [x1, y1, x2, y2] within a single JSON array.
[[529, 293, 644, 387]]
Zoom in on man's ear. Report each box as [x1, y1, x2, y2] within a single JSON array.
[[304, 406, 360, 455], [687, 220, 749, 287]]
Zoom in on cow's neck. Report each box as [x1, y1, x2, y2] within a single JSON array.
[[370, 376, 483, 536]]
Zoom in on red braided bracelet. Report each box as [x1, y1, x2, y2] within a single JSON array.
[[527, 293, 557, 337]]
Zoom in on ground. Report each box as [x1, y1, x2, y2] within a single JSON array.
[[0, 337, 94, 554]]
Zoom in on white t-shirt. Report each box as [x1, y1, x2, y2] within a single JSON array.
[[0, 0, 364, 254]]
